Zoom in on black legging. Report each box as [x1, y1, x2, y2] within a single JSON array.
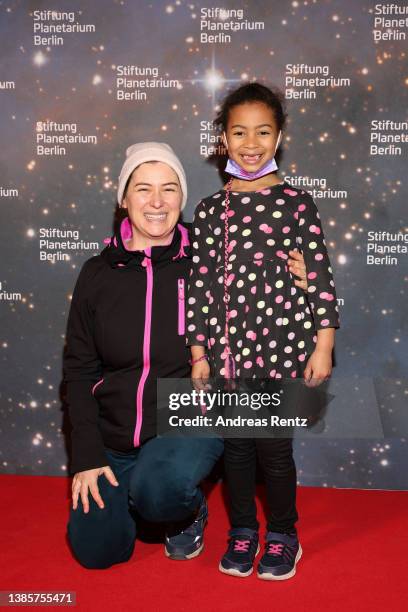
[[223, 437, 298, 533]]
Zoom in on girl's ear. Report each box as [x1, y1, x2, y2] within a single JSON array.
[[222, 131, 228, 150]]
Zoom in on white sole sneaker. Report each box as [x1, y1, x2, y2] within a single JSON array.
[[219, 543, 261, 578], [257, 543, 303, 580]]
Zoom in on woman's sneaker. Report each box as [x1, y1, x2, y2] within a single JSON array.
[[219, 528, 260, 577], [164, 497, 208, 560], [257, 531, 302, 580]]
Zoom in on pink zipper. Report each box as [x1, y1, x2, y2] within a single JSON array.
[[91, 378, 104, 396], [134, 251, 153, 447], [178, 278, 185, 335]]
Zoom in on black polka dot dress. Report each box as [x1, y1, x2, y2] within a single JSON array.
[[186, 182, 340, 379]]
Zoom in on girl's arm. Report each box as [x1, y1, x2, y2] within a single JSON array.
[[296, 193, 340, 382], [296, 193, 340, 333], [185, 199, 215, 350]]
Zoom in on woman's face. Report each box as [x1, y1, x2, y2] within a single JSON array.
[[222, 101, 280, 173], [122, 161, 182, 242]]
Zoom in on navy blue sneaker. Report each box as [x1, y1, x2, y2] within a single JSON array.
[[257, 531, 302, 580], [219, 528, 260, 577], [164, 497, 208, 560]]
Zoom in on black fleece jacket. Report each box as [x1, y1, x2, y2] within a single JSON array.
[[63, 219, 192, 474]]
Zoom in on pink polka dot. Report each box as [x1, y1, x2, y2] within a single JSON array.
[[275, 295, 284, 303], [265, 283, 272, 294], [254, 252, 264, 259], [227, 210, 235, 217], [259, 223, 273, 234], [241, 197, 251, 204], [209, 250, 216, 257], [298, 353, 306, 362], [246, 331, 257, 341], [276, 198, 285, 205], [321, 319, 330, 326], [243, 361, 252, 369], [263, 327, 269, 335], [291, 371, 297, 378], [284, 188, 298, 196], [282, 226, 291, 233], [243, 216, 252, 223], [320, 292, 334, 301], [298, 204, 306, 212], [229, 309, 238, 318], [315, 253, 324, 261], [209, 338, 215, 347], [260, 189, 271, 195], [276, 250, 288, 260], [250, 286, 257, 294], [196, 334, 205, 342], [199, 266, 208, 274], [256, 356, 264, 367], [284, 301, 292, 309], [307, 272, 317, 279]]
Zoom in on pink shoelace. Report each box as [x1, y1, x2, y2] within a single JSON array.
[[268, 542, 284, 555], [234, 539, 251, 553]]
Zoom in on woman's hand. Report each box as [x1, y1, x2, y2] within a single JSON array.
[[303, 348, 332, 387], [288, 250, 308, 292], [72, 466, 119, 513], [191, 360, 211, 392]]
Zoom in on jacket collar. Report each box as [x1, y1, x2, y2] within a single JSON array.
[[102, 217, 190, 269]]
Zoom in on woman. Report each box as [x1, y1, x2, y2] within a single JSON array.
[[64, 141, 309, 569]]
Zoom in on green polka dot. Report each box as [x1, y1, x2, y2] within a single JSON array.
[[242, 348, 250, 356], [283, 318, 289, 325], [248, 273, 256, 281], [317, 307, 326, 315], [304, 321, 312, 329], [257, 300, 265, 309], [283, 239, 291, 246], [275, 280, 284, 288], [270, 354, 277, 363], [298, 340, 305, 348], [242, 229, 251, 236], [309, 241, 317, 249], [206, 237, 214, 245], [272, 211, 282, 218], [202, 306, 208, 313], [230, 326, 236, 334]]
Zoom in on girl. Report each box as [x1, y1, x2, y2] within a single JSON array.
[[186, 83, 340, 579]]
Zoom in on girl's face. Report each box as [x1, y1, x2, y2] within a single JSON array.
[[222, 101, 281, 173], [122, 161, 182, 243]]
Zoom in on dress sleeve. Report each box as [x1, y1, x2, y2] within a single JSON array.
[[185, 200, 215, 347], [63, 259, 109, 474], [295, 193, 340, 331]]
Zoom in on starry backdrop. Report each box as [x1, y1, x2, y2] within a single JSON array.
[[0, 0, 407, 488]]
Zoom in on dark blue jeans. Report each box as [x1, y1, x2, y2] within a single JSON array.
[[67, 436, 224, 569]]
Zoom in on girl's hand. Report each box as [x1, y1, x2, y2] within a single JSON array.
[[191, 360, 211, 392], [288, 250, 308, 292], [303, 348, 332, 387], [72, 466, 119, 513]]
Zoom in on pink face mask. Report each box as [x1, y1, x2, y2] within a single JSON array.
[[224, 130, 282, 181]]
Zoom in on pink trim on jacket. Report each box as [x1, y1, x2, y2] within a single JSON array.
[[134, 249, 153, 447], [91, 378, 104, 396], [178, 278, 185, 335]]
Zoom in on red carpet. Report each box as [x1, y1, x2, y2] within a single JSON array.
[[1, 475, 407, 611]]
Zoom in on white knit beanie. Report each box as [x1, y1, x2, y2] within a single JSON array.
[[117, 142, 188, 209]]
